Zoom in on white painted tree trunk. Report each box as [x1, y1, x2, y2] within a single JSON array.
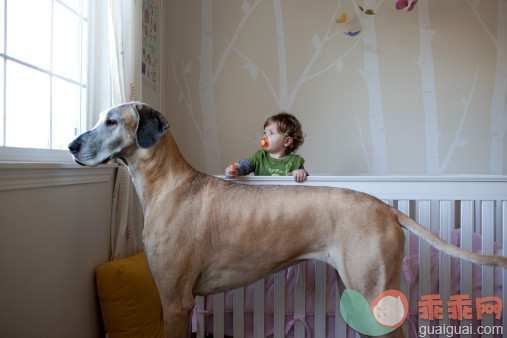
[[418, 1, 479, 174], [200, 0, 221, 174], [417, 1, 440, 174], [356, 0, 389, 174], [273, 0, 289, 111], [489, 0, 507, 174], [230, 0, 359, 119]]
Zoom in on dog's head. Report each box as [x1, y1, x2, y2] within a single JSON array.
[[68, 102, 170, 166]]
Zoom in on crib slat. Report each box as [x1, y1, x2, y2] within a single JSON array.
[[213, 293, 225, 338], [495, 200, 502, 242], [253, 279, 264, 338], [430, 200, 440, 233], [233, 287, 245, 337], [382, 199, 393, 207], [195, 296, 205, 338], [475, 199, 482, 233], [397, 200, 410, 337], [481, 201, 494, 330], [439, 200, 453, 332], [335, 276, 347, 338], [274, 270, 285, 338], [417, 200, 431, 332], [315, 261, 326, 337], [460, 200, 474, 338], [294, 262, 306, 338], [503, 201, 507, 335]]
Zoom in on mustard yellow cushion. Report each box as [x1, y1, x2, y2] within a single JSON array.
[[96, 251, 164, 338]]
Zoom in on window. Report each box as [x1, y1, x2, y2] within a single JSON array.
[[0, 0, 89, 152]]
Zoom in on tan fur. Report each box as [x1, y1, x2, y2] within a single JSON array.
[[69, 103, 507, 338]]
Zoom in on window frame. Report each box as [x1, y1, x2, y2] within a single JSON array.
[[0, 0, 97, 163]]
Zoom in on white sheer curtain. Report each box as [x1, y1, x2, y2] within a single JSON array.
[[108, 0, 144, 260]]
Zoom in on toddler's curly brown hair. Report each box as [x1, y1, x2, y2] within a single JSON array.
[[264, 112, 305, 156]]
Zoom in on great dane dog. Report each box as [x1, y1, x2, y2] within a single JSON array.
[[69, 102, 507, 337]]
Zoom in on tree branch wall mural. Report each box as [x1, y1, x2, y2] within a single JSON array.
[[164, 0, 507, 175], [466, 0, 507, 175]]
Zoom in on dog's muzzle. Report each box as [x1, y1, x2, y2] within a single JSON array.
[[68, 134, 91, 166], [68, 138, 81, 155]]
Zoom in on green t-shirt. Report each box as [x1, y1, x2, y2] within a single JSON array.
[[246, 149, 306, 176]]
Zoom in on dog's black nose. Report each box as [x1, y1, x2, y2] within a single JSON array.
[[68, 139, 81, 154]]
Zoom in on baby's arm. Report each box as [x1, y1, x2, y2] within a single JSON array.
[[225, 160, 253, 178], [300, 164, 309, 176], [235, 160, 253, 176], [287, 162, 308, 183]]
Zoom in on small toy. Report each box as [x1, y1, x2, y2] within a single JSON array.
[[336, 12, 354, 24], [230, 162, 237, 173], [336, 12, 362, 37], [358, 5, 376, 15], [261, 135, 269, 149], [345, 30, 361, 37], [395, 0, 418, 12]]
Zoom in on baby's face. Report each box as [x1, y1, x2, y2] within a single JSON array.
[[263, 123, 291, 153]]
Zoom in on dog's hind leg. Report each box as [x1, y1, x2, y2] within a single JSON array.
[[330, 224, 406, 338]]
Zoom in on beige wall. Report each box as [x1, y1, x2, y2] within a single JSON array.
[[161, 0, 507, 175], [0, 165, 115, 337]]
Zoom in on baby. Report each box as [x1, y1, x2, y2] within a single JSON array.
[[225, 112, 308, 183]]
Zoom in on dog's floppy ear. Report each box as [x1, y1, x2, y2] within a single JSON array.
[[134, 103, 170, 149]]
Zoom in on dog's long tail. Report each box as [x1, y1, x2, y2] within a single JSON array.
[[397, 212, 507, 268]]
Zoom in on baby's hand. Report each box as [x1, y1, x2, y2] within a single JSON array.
[[225, 162, 239, 179], [287, 169, 307, 183]]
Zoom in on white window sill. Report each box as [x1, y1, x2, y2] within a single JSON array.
[[0, 146, 75, 163], [0, 162, 118, 191]]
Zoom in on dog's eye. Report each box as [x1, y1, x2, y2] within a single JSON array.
[[106, 119, 118, 127]]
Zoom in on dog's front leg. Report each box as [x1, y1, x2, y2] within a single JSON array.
[[153, 277, 195, 338], [155, 277, 195, 338], [147, 256, 196, 338], [160, 300, 194, 338]]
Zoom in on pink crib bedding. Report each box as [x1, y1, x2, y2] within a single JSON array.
[[194, 229, 504, 337]]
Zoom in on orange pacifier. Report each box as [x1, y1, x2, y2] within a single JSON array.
[[260, 135, 269, 149], [229, 162, 237, 173]]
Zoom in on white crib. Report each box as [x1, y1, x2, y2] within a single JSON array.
[[192, 175, 507, 338]]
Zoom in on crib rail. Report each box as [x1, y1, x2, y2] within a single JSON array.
[[192, 175, 507, 338]]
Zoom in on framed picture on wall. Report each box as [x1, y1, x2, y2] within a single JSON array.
[[142, 0, 158, 90]]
